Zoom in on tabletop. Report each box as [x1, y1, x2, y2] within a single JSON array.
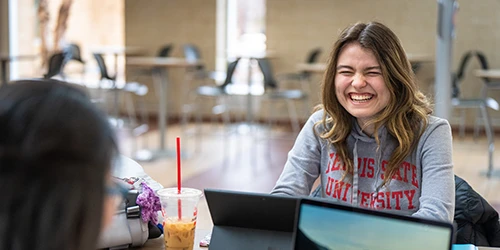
[[296, 62, 326, 73], [91, 46, 145, 55], [126, 57, 203, 68], [406, 53, 434, 63], [475, 69, 500, 80], [139, 229, 211, 250], [0, 54, 38, 61]]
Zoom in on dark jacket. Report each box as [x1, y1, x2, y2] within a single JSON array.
[[454, 175, 500, 247]]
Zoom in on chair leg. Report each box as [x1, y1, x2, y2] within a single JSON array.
[[221, 96, 232, 162], [267, 99, 277, 140], [473, 111, 482, 140], [287, 99, 300, 134], [459, 109, 466, 139], [479, 104, 495, 177]]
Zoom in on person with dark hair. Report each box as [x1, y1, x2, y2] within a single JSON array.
[[271, 22, 455, 222], [0, 79, 121, 250]]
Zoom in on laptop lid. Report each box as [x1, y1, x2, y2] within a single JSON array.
[[204, 189, 298, 250], [292, 198, 454, 250]]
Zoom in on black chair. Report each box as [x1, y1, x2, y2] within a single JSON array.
[[256, 58, 308, 134], [157, 44, 173, 58], [277, 48, 321, 112], [93, 52, 148, 120], [183, 58, 241, 126], [64, 43, 85, 64], [61, 44, 86, 80], [278, 47, 322, 82], [182, 43, 224, 82], [180, 58, 241, 153], [451, 50, 498, 177], [183, 43, 204, 71], [43, 52, 67, 79]]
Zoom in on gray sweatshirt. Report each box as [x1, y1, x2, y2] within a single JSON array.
[[271, 110, 455, 222]]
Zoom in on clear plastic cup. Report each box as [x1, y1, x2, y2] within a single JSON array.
[[157, 188, 202, 250]]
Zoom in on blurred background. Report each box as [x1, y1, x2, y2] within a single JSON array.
[[1, 0, 499, 227]]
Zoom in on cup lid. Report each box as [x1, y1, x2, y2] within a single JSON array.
[[157, 187, 202, 198]]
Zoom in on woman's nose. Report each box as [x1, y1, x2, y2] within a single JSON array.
[[351, 74, 367, 89]]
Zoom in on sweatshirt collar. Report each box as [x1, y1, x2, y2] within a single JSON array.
[[351, 118, 388, 143]]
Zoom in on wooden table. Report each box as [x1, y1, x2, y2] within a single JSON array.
[[126, 57, 202, 160], [139, 229, 210, 250]]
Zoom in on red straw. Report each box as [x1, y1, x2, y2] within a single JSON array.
[[176, 137, 182, 220]]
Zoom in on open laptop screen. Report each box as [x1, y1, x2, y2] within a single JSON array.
[[293, 198, 453, 250]]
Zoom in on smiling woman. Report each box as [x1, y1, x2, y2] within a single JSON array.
[[334, 42, 390, 134], [271, 21, 455, 223]]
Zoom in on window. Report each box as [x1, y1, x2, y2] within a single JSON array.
[[225, 0, 266, 95]]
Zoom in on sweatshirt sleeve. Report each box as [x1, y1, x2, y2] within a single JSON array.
[[270, 112, 323, 196], [412, 118, 455, 222]]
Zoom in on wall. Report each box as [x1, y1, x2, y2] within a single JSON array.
[[124, 0, 217, 116], [266, 0, 500, 126], [0, 0, 8, 55], [6, 0, 124, 80]]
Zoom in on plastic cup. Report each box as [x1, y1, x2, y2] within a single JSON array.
[[157, 187, 202, 250]]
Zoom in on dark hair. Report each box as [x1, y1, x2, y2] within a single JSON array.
[[0, 79, 118, 250]]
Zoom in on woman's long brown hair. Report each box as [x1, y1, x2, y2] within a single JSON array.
[[314, 22, 433, 187]]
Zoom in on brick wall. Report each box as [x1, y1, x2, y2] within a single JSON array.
[[124, 0, 217, 116]]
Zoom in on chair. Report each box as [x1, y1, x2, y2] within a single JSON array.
[[183, 43, 203, 70], [43, 52, 67, 79], [183, 58, 241, 128], [92, 53, 149, 139], [157, 44, 173, 58], [180, 58, 241, 153], [64, 43, 85, 64], [277, 48, 321, 112], [134, 44, 173, 77], [256, 58, 308, 134], [183, 43, 224, 82], [451, 50, 498, 177], [278, 47, 322, 83]]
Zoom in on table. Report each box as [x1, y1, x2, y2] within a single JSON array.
[[91, 46, 145, 78], [126, 57, 202, 160], [139, 229, 210, 250], [137, 228, 498, 249], [473, 69, 500, 178], [0, 54, 38, 86]]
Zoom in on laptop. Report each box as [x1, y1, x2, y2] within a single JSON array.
[[292, 198, 454, 250], [204, 189, 299, 250]]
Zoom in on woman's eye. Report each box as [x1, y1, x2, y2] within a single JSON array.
[[339, 71, 353, 75], [367, 72, 381, 76]]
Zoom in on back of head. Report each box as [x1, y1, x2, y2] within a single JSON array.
[[0, 79, 117, 250]]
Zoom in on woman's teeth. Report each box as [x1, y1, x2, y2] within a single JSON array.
[[350, 94, 373, 102]]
